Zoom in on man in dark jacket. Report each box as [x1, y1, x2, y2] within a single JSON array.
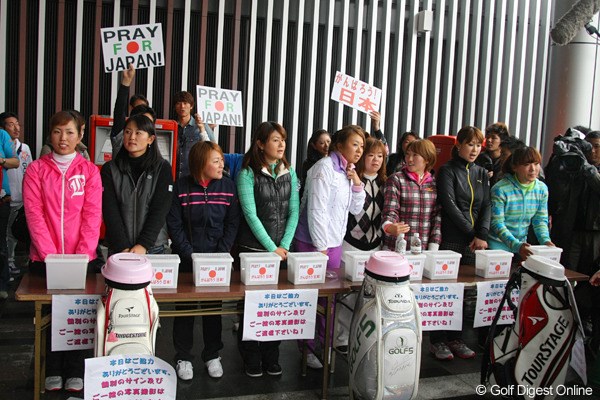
[[569, 131, 600, 351]]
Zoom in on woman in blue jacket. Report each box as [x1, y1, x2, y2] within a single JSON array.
[[167, 141, 240, 381]]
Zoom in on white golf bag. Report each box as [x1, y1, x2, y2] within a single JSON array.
[[95, 253, 160, 357], [349, 251, 421, 400]]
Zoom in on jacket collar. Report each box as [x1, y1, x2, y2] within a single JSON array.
[[402, 166, 432, 184], [452, 153, 474, 168], [330, 151, 348, 173], [260, 162, 290, 179]]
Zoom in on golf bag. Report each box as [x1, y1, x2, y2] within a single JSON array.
[[349, 251, 421, 400], [95, 253, 160, 356], [481, 255, 584, 399]]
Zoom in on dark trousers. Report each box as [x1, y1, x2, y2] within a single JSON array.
[[173, 312, 223, 362], [232, 246, 281, 368], [31, 262, 88, 378], [172, 255, 223, 362], [237, 311, 280, 367], [0, 202, 10, 291]]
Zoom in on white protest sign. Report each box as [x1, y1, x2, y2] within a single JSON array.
[[330, 71, 382, 115], [101, 23, 164, 72], [242, 289, 318, 341], [85, 355, 176, 400], [411, 283, 464, 331], [52, 295, 101, 351], [196, 85, 244, 127], [473, 280, 519, 328]]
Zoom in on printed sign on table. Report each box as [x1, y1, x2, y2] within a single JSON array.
[[85, 355, 176, 400], [411, 283, 464, 331], [243, 289, 318, 341], [196, 85, 244, 127], [52, 295, 101, 351], [473, 280, 519, 328], [330, 71, 382, 114], [101, 23, 164, 72]]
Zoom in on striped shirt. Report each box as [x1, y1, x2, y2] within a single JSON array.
[[488, 174, 551, 253]]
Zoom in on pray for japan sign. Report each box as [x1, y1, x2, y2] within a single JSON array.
[[243, 289, 318, 341], [101, 23, 164, 72], [196, 85, 244, 127], [330, 71, 382, 114], [473, 280, 519, 328], [411, 283, 464, 331], [85, 355, 176, 400], [51, 294, 101, 351]]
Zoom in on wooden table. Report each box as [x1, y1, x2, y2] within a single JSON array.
[[16, 270, 353, 400], [16, 265, 589, 400]]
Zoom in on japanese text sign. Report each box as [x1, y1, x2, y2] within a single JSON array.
[[243, 289, 318, 341], [101, 23, 164, 72], [51, 294, 101, 351], [196, 85, 244, 127], [411, 283, 464, 331], [330, 71, 382, 115], [85, 355, 176, 400], [473, 281, 519, 328]]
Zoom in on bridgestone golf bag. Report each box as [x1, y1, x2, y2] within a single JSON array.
[[481, 256, 583, 399], [349, 251, 421, 400], [95, 253, 160, 356]]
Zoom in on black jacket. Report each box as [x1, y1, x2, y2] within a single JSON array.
[[101, 157, 173, 253], [167, 175, 240, 267], [437, 155, 491, 244]]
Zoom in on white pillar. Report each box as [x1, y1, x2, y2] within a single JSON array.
[[543, 0, 600, 162]]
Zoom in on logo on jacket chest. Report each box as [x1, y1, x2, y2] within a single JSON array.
[[68, 175, 86, 197]]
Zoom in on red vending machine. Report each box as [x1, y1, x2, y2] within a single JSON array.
[[88, 115, 178, 179], [428, 134, 456, 174]]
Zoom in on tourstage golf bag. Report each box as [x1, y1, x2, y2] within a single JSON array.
[[349, 251, 421, 400], [95, 253, 160, 356], [481, 255, 584, 399]]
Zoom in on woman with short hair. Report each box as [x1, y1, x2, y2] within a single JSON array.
[[168, 141, 240, 381]]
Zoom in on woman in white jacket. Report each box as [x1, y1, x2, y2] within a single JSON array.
[[294, 125, 366, 367]]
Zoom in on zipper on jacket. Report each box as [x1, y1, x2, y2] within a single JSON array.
[[466, 164, 475, 227], [132, 172, 145, 244], [61, 171, 66, 254]]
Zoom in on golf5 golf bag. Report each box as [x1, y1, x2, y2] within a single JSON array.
[[481, 255, 584, 399], [349, 251, 421, 400], [95, 253, 160, 356]]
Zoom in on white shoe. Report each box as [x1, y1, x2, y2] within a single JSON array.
[[176, 360, 193, 380], [306, 353, 323, 369], [205, 357, 223, 378], [45, 376, 62, 391], [65, 377, 83, 392]]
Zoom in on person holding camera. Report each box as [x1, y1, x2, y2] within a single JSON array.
[[569, 131, 600, 352]]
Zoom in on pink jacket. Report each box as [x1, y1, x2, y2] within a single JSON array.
[[23, 153, 102, 262]]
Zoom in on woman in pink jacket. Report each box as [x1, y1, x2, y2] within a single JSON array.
[[23, 110, 102, 393]]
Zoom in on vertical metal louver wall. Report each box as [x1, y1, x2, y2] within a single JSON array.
[[0, 0, 553, 170]]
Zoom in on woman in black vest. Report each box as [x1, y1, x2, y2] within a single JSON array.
[[236, 121, 300, 377], [101, 114, 173, 256]]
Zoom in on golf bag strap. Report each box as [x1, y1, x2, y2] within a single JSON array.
[[480, 268, 521, 384]]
